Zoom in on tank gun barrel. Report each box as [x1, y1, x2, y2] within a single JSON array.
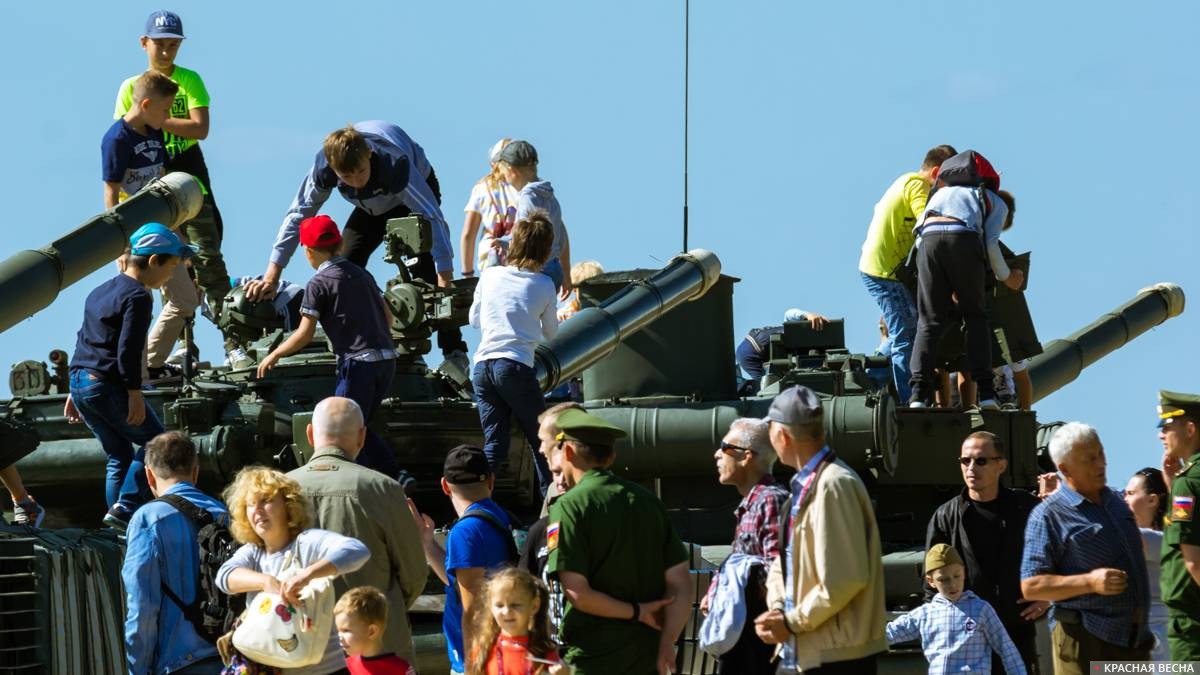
[[1027, 282, 1185, 404], [0, 172, 202, 334], [534, 249, 722, 392]]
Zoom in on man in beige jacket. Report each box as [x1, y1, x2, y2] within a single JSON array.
[[287, 396, 427, 666], [754, 386, 887, 673]]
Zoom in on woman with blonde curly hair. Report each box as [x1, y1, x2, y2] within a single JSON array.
[[215, 466, 370, 674], [461, 138, 520, 275]]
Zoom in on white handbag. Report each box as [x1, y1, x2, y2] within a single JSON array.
[[231, 548, 335, 668]]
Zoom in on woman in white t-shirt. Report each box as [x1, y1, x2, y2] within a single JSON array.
[[460, 138, 520, 276], [1124, 467, 1171, 661]]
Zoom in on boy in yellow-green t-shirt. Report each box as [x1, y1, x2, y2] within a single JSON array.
[[857, 144, 957, 403], [114, 10, 233, 370]]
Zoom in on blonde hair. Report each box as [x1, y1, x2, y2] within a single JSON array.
[[467, 569, 557, 675], [323, 125, 371, 175], [570, 261, 604, 286], [223, 466, 312, 547], [132, 70, 179, 105], [334, 586, 388, 628]]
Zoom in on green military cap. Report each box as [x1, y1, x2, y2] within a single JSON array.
[[924, 543, 964, 575], [554, 408, 627, 447], [1158, 390, 1200, 428]]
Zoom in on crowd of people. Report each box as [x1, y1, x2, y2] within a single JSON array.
[[1, 8, 1198, 675]]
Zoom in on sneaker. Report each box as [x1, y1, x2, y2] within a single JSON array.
[[102, 504, 134, 532], [908, 401, 929, 409], [444, 349, 470, 374], [225, 348, 255, 369], [12, 498, 45, 528], [978, 398, 1000, 411]]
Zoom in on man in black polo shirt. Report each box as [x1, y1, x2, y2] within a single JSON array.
[[257, 215, 400, 478], [926, 431, 1047, 673]]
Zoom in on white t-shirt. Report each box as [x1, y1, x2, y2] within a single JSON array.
[[464, 180, 520, 235], [469, 266, 558, 366]]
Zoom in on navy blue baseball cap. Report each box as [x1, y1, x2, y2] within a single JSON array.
[[130, 223, 196, 258], [144, 10, 185, 39]]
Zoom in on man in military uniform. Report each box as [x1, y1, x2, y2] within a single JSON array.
[[546, 409, 693, 675], [1159, 390, 1200, 661]]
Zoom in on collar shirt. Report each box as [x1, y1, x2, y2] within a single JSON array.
[[732, 475, 789, 558], [1021, 483, 1151, 648], [885, 591, 1026, 675]]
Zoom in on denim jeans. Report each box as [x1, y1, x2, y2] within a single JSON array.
[[334, 358, 400, 479], [472, 358, 550, 492], [69, 369, 163, 511], [860, 271, 917, 402]]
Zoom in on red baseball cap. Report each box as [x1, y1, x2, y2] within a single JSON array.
[[299, 215, 342, 248]]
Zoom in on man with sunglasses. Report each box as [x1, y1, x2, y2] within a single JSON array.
[[926, 431, 1045, 674], [1158, 390, 1200, 661], [700, 418, 789, 674]]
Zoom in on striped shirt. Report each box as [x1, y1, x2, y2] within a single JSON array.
[[1020, 483, 1151, 648], [886, 590, 1026, 675]]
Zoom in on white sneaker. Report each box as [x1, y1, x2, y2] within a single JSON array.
[[444, 349, 470, 374], [909, 401, 928, 409], [979, 398, 1000, 411]]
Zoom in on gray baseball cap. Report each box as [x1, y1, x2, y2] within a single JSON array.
[[497, 140, 538, 167], [764, 386, 824, 426]]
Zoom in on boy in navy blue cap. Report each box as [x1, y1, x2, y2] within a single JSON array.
[[64, 223, 196, 530], [257, 215, 401, 478]]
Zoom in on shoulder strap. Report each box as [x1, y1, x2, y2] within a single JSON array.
[[458, 509, 520, 561], [154, 493, 216, 619]]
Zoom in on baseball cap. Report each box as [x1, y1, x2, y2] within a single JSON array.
[[554, 408, 627, 447], [497, 140, 538, 167], [144, 10, 185, 39], [924, 543, 964, 575], [129, 223, 196, 258], [443, 445, 492, 484], [488, 139, 510, 163], [764, 386, 824, 426], [299, 215, 342, 249]]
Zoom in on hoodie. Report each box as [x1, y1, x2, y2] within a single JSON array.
[[516, 181, 567, 259]]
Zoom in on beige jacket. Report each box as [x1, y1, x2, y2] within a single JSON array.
[[766, 458, 887, 672], [288, 447, 427, 665]]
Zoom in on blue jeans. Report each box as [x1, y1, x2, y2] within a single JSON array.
[[335, 358, 400, 479], [860, 271, 917, 402], [69, 369, 163, 511], [473, 358, 550, 492]]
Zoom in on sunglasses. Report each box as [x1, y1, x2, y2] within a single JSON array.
[[719, 441, 755, 457], [958, 456, 1004, 467]]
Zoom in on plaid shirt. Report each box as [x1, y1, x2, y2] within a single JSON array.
[[732, 475, 790, 557], [886, 590, 1026, 675], [1020, 483, 1150, 648]]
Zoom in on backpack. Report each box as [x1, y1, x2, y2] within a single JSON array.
[[156, 493, 246, 644], [457, 507, 527, 564], [936, 150, 1000, 192]]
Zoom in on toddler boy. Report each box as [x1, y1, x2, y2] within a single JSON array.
[[496, 141, 572, 297], [334, 586, 417, 675], [256, 216, 400, 478], [65, 224, 196, 529], [886, 543, 1026, 675]]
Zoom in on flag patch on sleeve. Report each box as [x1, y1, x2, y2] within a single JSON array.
[[1173, 496, 1194, 522], [547, 522, 560, 551]]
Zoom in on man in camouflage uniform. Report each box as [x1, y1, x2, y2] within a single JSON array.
[[1159, 390, 1200, 661]]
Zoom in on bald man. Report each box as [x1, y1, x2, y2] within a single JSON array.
[[287, 396, 426, 665]]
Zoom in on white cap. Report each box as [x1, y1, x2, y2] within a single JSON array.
[[488, 139, 509, 163]]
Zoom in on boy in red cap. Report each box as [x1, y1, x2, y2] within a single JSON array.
[[257, 215, 401, 478]]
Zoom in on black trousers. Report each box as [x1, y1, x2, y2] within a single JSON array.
[[717, 566, 775, 675], [338, 170, 467, 356], [804, 653, 878, 674], [908, 231, 995, 403]]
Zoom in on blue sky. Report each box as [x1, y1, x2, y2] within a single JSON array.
[[0, 2, 1195, 490]]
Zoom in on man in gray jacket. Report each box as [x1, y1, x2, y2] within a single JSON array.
[[288, 396, 426, 665]]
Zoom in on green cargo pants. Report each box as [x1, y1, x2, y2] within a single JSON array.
[[1169, 610, 1200, 662]]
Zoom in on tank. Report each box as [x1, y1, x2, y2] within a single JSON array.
[[0, 197, 1187, 674]]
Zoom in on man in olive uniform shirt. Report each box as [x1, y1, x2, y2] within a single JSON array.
[[546, 409, 694, 675], [1160, 390, 1200, 661]]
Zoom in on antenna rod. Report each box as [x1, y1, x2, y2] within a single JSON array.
[[683, 0, 689, 252]]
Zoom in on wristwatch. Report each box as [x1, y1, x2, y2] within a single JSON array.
[[629, 602, 640, 623]]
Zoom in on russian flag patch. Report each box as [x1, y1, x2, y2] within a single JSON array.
[[547, 522, 560, 551], [1173, 496, 1194, 522]]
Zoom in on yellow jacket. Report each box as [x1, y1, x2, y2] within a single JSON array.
[[767, 458, 887, 671]]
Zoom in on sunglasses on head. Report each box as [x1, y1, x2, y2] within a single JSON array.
[[959, 456, 1003, 467]]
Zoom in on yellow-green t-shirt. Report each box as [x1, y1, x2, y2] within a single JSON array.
[[858, 172, 932, 279], [114, 65, 210, 160]]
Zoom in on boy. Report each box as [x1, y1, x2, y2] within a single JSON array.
[[496, 140, 572, 299], [256, 215, 400, 478], [334, 586, 417, 675], [115, 10, 232, 358], [886, 543, 1026, 675], [248, 120, 469, 373], [65, 224, 195, 530], [858, 145, 958, 403]]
